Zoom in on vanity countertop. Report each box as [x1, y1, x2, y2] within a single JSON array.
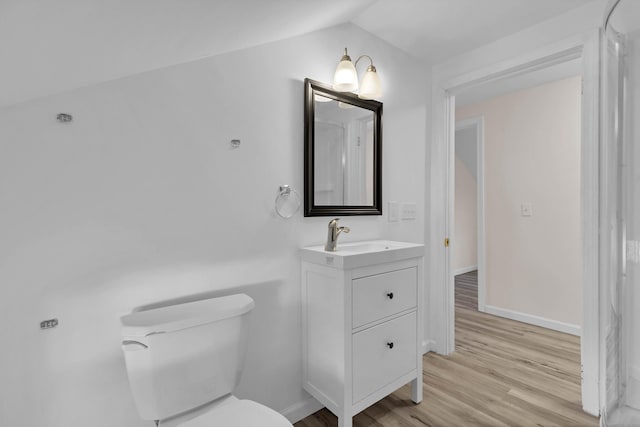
[[300, 240, 424, 270]]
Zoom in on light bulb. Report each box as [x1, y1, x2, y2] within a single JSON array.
[[332, 49, 359, 92], [358, 65, 382, 99]]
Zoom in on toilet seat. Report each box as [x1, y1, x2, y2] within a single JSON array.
[[177, 398, 292, 427]]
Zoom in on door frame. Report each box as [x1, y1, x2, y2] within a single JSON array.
[[453, 117, 486, 312], [430, 31, 600, 415]]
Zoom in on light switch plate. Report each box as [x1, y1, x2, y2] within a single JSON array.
[[521, 203, 533, 217], [400, 202, 417, 220], [388, 201, 399, 222], [627, 240, 640, 263]]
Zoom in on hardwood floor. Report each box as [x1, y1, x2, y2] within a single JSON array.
[[295, 270, 599, 427]]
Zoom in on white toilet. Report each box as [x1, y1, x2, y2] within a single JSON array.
[[120, 293, 293, 427]]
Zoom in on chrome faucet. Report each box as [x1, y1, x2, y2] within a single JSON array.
[[325, 218, 350, 252]]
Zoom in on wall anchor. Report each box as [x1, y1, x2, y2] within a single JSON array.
[[56, 113, 73, 123]]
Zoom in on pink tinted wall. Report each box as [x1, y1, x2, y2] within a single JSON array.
[[457, 76, 582, 327]]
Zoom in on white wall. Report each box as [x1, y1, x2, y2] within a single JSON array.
[[432, 1, 604, 80], [428, 0, 606, 353], [0, 23, 428, 426], [453, 155, 477, 273], [457, 76, 582, 328]]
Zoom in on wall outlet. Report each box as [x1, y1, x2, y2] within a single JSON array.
[[400, 202, 417, 220], [388, 201, 399, 222], [521, 203, 533, 217]]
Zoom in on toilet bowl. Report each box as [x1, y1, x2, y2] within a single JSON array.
[[120, 294, 293, 427], [160, 395, 291, 427]]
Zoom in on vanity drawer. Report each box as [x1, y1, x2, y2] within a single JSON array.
[[352, 311, 417, 403], [352, 267, 417, 328]]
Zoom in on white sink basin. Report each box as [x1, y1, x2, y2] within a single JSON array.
[[300, 240, 424, 269]]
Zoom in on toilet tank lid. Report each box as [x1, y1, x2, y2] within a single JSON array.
[[120, 294, 255, 337]]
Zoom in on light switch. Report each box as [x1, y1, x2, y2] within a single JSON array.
[[388, 201, 399, 222], [521, 203, 533, 217], [400, 202, 417, 220]]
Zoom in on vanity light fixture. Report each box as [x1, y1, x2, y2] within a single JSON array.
[[332, 48, 382, 100]]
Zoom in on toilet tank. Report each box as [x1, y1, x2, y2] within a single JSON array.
[[120, 294, 255, 421]]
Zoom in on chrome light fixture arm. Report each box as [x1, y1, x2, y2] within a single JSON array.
[[355, 54, 376, 72]]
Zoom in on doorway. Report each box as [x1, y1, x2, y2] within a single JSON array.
[[431, 33, 600, 415], [454, 70, 583, 335]]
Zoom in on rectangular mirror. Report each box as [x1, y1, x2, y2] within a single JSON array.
[[304, 78, 382, 216]]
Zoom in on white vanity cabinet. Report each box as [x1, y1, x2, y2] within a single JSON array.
[[300, 241, 424, 427]]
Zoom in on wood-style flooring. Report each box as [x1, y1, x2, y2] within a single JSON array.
[[295, 270, 599, 426]]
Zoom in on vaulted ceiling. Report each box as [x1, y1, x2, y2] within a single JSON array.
[[0, 0, 593, 108]]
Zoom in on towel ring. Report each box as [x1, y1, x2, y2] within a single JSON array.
[[275, 185, 300, 219]]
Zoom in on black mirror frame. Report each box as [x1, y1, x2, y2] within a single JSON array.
[[303, 78, 383, 217]]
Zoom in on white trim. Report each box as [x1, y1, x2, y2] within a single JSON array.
[[281, 396, 324, 424], [445, 35, 584, 94], [422, 339, 437, 354], [477, 117, 486, 313], [580, 28, 601, 417], [445, 93, 456, 355], [453, 265, 477, 276], [484, 305, 581, 336], [432, 34, 600, 414]]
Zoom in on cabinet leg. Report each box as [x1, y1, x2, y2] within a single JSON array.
[[338, 415, 353, 427], [411, 377, 423, 403]]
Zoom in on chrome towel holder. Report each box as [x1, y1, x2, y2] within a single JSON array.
[[275, 185, 300, 218]]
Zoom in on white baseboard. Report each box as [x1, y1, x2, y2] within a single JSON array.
[[484, 305, 581, 336], [281, 396, 324, 424], [422, 339, 437, 354], [454, 265, 478, 276]]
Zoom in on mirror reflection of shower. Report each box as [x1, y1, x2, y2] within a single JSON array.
[[315, 120, 346, 205], [314, 99, 374, 206]]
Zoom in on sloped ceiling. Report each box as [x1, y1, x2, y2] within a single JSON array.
[[0, 0, 593, 109], [0, 0, 375, 108]]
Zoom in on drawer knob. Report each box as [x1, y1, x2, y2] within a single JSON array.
[[386, 342, 394, 349], [386, 292, 394, 299]]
